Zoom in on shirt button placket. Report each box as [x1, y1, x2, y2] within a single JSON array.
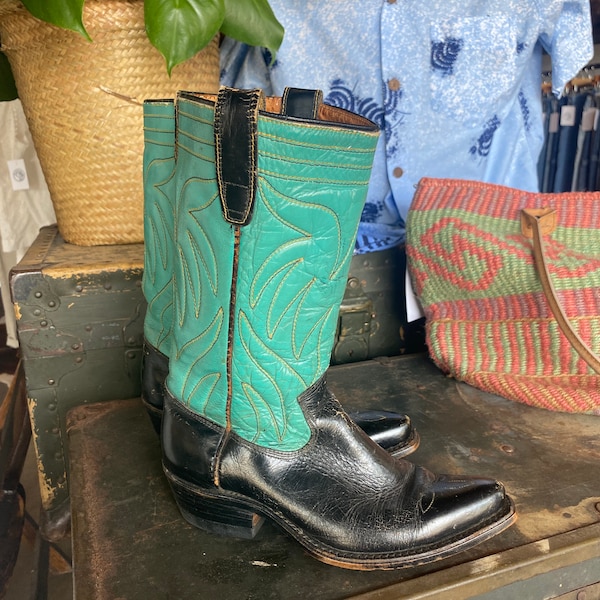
[[386, 78, 403, 179]]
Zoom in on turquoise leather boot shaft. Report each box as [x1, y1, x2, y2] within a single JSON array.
[[167, 93, 379, 451], [142, 100, 176, 357], [167, 97, 235, 433], [140, 91, 420, 457]]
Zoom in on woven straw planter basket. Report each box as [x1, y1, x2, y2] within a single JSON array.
[[0, 0, 219, 246]]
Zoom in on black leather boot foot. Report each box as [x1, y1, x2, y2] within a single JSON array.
[[162, 380, 516, 571]]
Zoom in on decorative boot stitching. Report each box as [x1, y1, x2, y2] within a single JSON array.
[[214, 227, 242, 487], [143, 105, 176, 356], [171, 93, 380, 451]]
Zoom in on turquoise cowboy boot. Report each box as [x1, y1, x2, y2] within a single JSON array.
[[142, 100, 176, 429], [161, 87, 515, 570], [141, 96, 419, 456]]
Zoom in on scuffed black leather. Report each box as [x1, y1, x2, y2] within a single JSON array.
[[163, 392, 224, 490], [214, 88, 262, 226], [143, 340, 418, 454], [141, 341, 169, 433], [162, 377, 514, 568], [281, 87, 323, 119], [352, 409, 418, 455]]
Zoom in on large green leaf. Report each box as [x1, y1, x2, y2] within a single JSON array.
[[16, 0, 282, 75], [20, 0, 89, 39], [220, 0, 283, 58], [144, 0, 225, 75]]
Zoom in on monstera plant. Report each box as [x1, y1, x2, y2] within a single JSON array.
[[17, 0, 283, 73]]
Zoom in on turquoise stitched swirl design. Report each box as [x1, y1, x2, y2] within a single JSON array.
[[168, 98, 378, 450], [142, 101, 176, 356], [166, 99, 234, 428], [231, 114, 378, 450]]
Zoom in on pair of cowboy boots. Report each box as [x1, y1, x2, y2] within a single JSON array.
[[141, 87, 515, 571]]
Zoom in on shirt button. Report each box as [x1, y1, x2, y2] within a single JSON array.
[[393, 167, 404, 178], [388, 78, 401, 92]]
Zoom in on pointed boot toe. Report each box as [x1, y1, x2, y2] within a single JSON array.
[[408, 474, 515, 561], [350, 409, 419, 457]]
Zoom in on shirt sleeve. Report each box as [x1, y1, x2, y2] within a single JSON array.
[[537, 0, 594, 96]]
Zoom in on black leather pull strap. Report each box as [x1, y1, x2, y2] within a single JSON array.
[[214, 87, 263, 226], [281, 87, 323, 119]]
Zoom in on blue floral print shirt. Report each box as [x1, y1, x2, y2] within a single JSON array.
[[220, 1, 593, 253]]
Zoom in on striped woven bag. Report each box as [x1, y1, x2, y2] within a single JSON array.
[[406, 177, 600, 414]]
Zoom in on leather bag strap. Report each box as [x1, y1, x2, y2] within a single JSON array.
[[521, 208, 600, 374]]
